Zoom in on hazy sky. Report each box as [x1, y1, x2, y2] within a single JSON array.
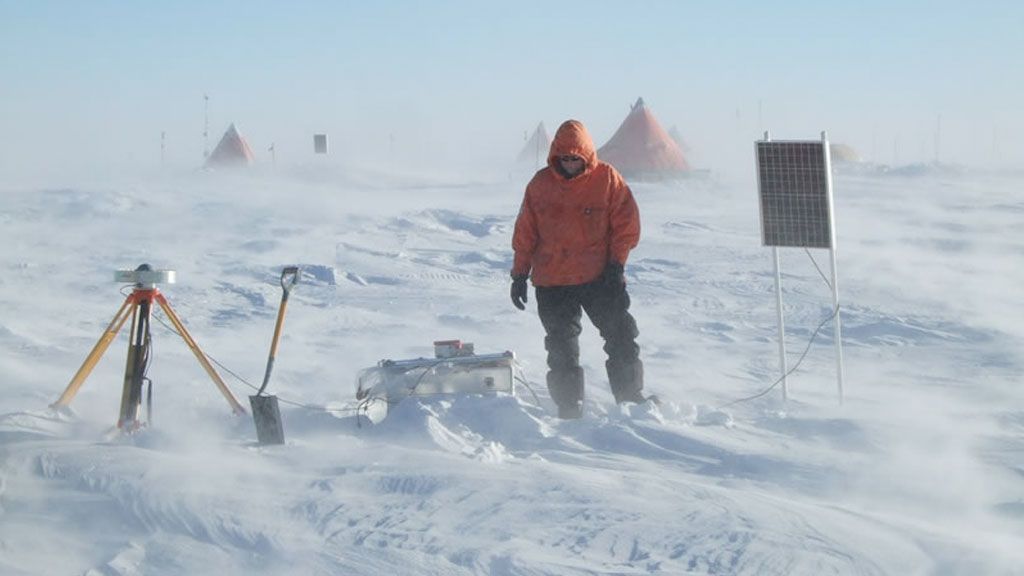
[[2, 0, 1021, 177]]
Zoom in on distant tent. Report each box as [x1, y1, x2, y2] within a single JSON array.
[[516, 122, 551, 170], [206, 123, 255, 167], [667, 125, 691, 154], [830, 143, 861, 163], [598, 98, 690, 179]]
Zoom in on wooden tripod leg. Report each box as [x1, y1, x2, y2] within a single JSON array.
[[52, 294, 137, 409], [155, 294, 246, 415]]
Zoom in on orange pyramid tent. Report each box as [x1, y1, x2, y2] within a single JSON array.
[[598, 98, 690, 179], [205, 123, 255, 167], [516, 122, 551, 169]]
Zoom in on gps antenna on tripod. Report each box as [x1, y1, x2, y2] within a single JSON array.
[[51, 264, 246, 431]]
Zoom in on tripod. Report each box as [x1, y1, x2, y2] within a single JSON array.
[[52, 270, 246, 430]]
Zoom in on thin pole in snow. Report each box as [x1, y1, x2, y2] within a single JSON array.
[[762, 129, 788, 401], [822, 130, 845, 404], [773, 246, 789, 402]]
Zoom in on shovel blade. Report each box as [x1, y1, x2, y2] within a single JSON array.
[[249, 395, 285, 445]]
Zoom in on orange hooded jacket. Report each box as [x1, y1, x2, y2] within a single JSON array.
[[512, 120, 640, 287]]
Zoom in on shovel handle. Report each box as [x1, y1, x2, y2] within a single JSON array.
[[257, 266, 300, 396]]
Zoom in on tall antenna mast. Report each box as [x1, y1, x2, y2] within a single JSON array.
[[203, 94, 210, 159], [160, 131, 166, 167]]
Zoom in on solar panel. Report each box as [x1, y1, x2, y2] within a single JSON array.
[[755, 140, 833, 248]]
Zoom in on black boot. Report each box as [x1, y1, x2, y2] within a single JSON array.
[[547, 367, 584, 419], [607, 359, 646, 404]]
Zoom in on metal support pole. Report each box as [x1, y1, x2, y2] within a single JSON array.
[[118, 295, 152, 429], [772, 246, 788, 401], [823, 130, 845, 404], [829, 247, 845, 404]]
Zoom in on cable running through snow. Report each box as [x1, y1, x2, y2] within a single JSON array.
[[719, 248, 839, 409], [718, 304, 838, 410], [150, 312, 367, 415]]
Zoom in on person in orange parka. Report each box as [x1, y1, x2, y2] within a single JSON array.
[[510, 119, 648, 419]]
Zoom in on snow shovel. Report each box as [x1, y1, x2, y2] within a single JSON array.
[[250, 266, 300, 445]]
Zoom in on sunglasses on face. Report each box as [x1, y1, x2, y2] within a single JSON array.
[[559, 155, 583, 163]]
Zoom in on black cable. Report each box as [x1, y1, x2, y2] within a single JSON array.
[[143, 324, 153, 425], [804, 248, 833, 290], [513, 373, 542, 406], [405, 358, 450, 395], [718, 249, 839, 411], [145, 377, 153, 425], [148, 309, 530, 427], [142, 328, 153, 380], [718, 305, 838, 410], [354, 395, 390, 429], [149, 310, 368, 416]]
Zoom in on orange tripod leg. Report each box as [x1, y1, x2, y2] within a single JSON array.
[[51, 294, 137, 409], [155, 294, 247, 415]]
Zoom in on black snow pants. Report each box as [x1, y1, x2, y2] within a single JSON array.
[[535, 279, 643, 409]]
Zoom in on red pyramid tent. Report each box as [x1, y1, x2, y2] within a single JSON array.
[[206, 123, 255, 167], [598, 98, 690, 179], [516, 122, 551, 169]]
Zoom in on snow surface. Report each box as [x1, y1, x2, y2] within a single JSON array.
[[1, 164, 1022, 575]]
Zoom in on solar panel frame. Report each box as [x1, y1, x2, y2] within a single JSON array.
[[755, 138, 835, 249]]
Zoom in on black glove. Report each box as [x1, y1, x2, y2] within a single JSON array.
[[601, 261, 626, 293], [510, 274, 529, 310]]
